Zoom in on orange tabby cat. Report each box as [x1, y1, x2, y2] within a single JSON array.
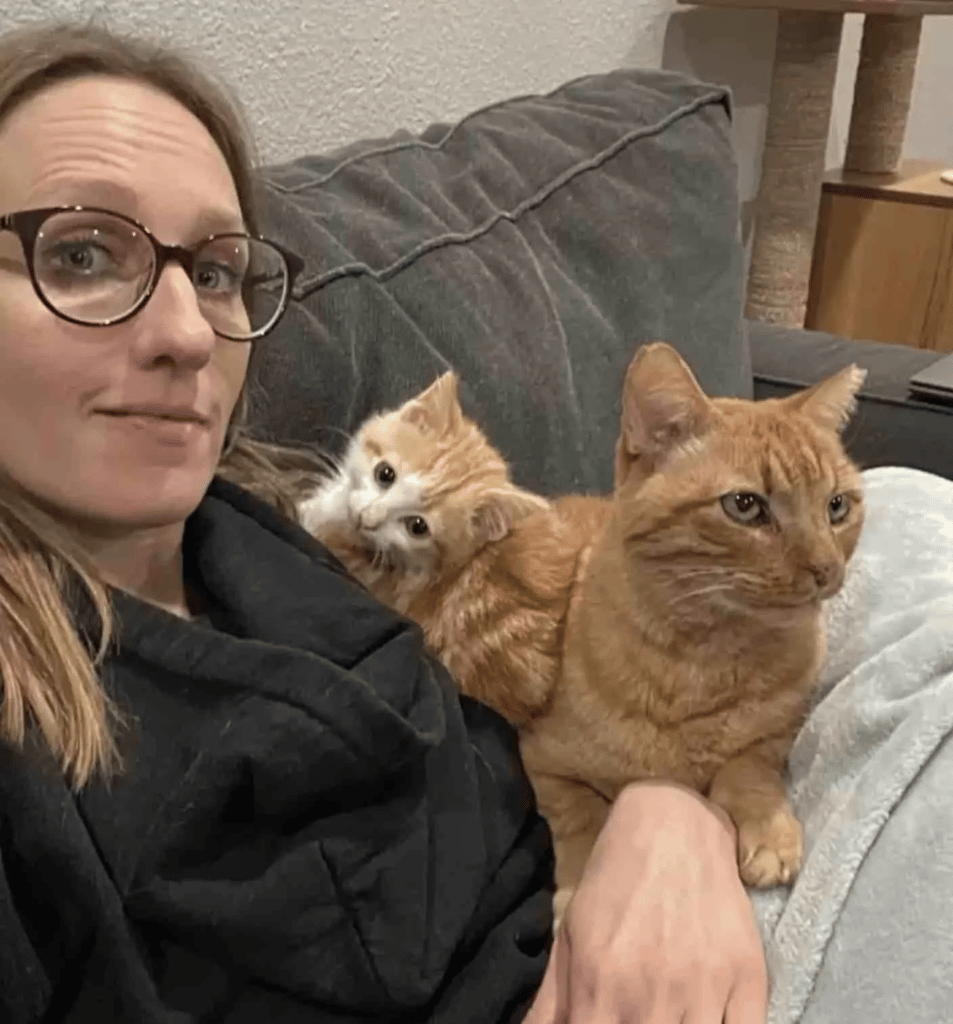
[[300, 349, 865, 914], [299, 372, 597, 725], [519, 343, 866, 917]]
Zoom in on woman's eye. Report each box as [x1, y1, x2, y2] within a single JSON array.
[[44, 241, 117, 278], [195, 261, 241, 294], [374, 461, 396, 487], [720, 491, 768, 525], [828, 494, 850, 523], [404, 515, 429, 537]]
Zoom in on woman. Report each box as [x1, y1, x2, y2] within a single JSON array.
[[0, 22, 766, 1024]]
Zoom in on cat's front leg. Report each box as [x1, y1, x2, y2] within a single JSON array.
[[522, 765, 612, 928], [299, 471, 351, 535], [707, 743, 802, 888]]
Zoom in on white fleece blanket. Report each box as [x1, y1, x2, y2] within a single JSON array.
[[752, 466, 953, 1023]]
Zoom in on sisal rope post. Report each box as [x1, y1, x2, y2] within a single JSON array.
[[844, 14, 923, 174], [745, 11, 844, 327]]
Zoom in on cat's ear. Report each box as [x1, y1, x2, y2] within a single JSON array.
[[619, 343, 712, 464], [402, 371, 463, 435], [472, 486, 550, 543], [783, 364, 866, 432]]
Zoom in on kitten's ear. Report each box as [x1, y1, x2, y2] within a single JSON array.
[[620, 343, 712, 463], [472, 486, 550, 543], [784, 364, 866, 432], [402, 372, 463, 435]]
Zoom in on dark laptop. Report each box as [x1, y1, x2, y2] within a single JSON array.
[[909, 352, 953, 405]]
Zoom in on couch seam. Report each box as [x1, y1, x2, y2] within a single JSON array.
[[289, 88, 727, 300], [263, 73, 729, 196]]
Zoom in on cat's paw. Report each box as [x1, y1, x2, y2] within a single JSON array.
[[299, 478, 350, 535], [737, 807, 803, 888], [553, 886, 576, 931]]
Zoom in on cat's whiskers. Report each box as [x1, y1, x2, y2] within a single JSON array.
[[368, 542, 401, 573], [667, 567, 733, 581], [316, 450, 343, 475], [659, 566, 735, 589], [732, 570, 810, 606], [667, 581, 737, 610]]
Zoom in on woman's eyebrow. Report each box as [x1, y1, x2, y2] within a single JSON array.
[[190, 207, 247, 237], [29, 178, 246, 236], [31, 176, 141, 212]]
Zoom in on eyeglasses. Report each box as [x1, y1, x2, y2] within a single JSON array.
[[0, 206, 303, 341]]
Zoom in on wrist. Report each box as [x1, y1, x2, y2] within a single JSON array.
[[618, 779, 738, 845]]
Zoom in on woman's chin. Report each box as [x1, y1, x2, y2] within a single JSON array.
[[51, 473, 216, 537]]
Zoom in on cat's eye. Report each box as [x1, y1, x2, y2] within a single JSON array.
[[828, 494, 851, 523], [720, 491, 769, 525], [404, 515, 430, 537], [374, 461, 396, 487]]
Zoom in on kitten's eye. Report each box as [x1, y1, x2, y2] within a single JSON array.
[[720, 491, 769, 525], [828, 494, 850, 523], [404, 515, 430, 537], [374, 461, 396, 487]]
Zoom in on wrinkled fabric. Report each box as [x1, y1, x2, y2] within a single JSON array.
[[250, 68, 749, 496], [752, 466, 953, 1023], [0, 479, 553, 1023]]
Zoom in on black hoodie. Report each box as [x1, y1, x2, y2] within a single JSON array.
[[0, 479, 553, 1023]]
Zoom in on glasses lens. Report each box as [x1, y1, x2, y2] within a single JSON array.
[[193, 236, 289, 340], [32, 210, 154, 324]]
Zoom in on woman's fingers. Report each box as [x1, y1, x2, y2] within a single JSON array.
[[724, 973, 770, 1024]]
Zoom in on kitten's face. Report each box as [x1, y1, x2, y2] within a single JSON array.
[[615, 344, 865, 619], [335, 373, 546, 573]]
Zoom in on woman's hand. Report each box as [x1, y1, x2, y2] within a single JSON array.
[[524, 781, 768, 1024]]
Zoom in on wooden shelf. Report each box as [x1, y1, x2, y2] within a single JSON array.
[[823, 159, 953, 208], [677, 0, 953, 15], [807, 161, 953, 350]]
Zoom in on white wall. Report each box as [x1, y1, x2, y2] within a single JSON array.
[[3, 0, 663, 160], [3, 0, 952, 211], [832, 15, 953, 165]]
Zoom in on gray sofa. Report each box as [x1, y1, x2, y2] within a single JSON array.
[[245, 66, 953, 490], [241, 69, 953, 1024]]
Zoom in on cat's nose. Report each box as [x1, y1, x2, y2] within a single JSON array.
[[358, 504, 386, 531], [809, 560, 843, 597]]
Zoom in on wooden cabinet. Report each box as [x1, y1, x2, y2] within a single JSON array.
[[806, 160, 953, 350]]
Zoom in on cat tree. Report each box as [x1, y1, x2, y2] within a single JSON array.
[[679, 0, 953, 327]]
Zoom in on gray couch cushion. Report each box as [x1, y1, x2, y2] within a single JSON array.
[[249, 69, 748, 495]]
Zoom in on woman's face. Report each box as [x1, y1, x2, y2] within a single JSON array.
[[0, 75, 251, 533]]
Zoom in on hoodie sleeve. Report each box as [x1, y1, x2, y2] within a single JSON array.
[[0, 836, 50, 1024], [426, 696, 554, 1024]]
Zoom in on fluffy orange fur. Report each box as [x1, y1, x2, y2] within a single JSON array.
[[301, 347, 865, 917], [519, 343, 866, 917], [300, 373, 590, 725]]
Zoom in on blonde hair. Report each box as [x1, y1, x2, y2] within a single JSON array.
[[0, 22, 325, 788]]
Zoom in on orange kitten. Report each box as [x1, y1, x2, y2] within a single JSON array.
[[299, 372, 589, 725], [519, 343, 866, 916]]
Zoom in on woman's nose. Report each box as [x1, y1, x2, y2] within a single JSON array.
[[134, 263, 216, 368]]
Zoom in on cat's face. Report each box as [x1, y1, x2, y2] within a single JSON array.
[[614, 343, 865, 619], [336, 373, 547, 573]]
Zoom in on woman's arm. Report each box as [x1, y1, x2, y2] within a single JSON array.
[[525, 781, 768, 1024]]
